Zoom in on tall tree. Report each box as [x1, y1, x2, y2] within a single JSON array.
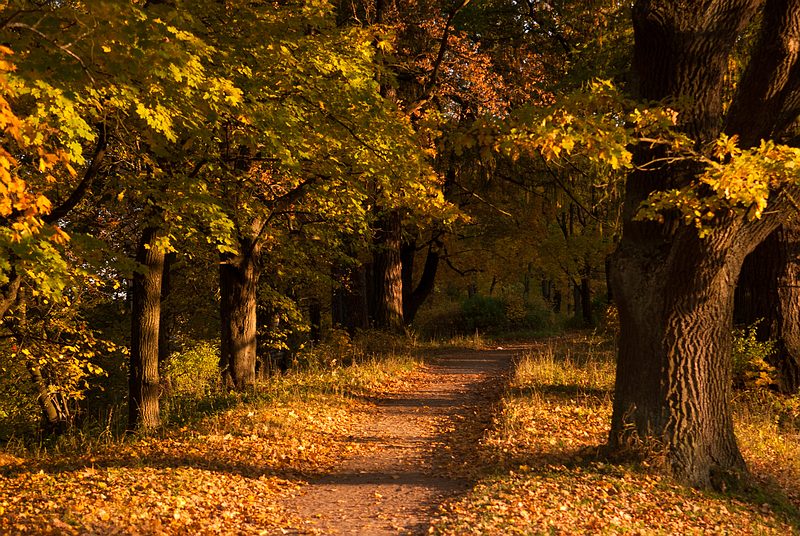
[[128, 225, 165, 430], [610, 0, 800, 487]]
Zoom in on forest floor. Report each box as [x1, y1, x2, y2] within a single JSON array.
[[2, 335, 800, 534]]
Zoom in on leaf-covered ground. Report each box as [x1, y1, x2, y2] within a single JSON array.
[[4, 336, 800, 534], [0, 357, 419, 535], [431, 335, 800, 535]]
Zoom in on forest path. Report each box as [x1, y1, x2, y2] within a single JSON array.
[[282, 346, 522, 535]]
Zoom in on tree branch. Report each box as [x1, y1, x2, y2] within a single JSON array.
[[6, 22, 95, 83], [44, 125, 108, 224]]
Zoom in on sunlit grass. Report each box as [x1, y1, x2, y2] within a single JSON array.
[[432, 333, 800, 535], [416, 330, 491, 350]]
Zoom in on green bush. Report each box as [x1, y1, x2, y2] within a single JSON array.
[[411, 299, 464, 339], [732, 321, 777, 390], [460, 295, 507, 332], [162, 341, 220, 397], [413, 293, 556, 339]]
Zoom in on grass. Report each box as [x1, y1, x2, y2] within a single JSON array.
[[0, 343, 420, 535], [431, 333, 800, 535]]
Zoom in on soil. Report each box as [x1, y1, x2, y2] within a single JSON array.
[[283, 346, 522, 535]]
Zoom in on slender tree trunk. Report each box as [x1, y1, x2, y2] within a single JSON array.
[[27, 362, 65, 433], [129, 226, 164, 431], [15, 286, 67, 433], [219, 238, 262, 390], [735, 221, 800, 392], [401, 238, 441, 324], [571, 280, 580, 316], [580, 276, 592, 327], [158, 252, 175, 366], [372, 211, 404, 332], [0, 267, 21, 321], [332, 261, 369, 335], [309, 297, 322, 344]]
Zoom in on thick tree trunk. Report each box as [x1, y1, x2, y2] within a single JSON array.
[[372, 211, 404, 332], [735, 221, 800, 392], [219, 242, 262, 390], [610, 216, 760, 486], [129, 226, 164, 431], [609, 0, 793, 487]]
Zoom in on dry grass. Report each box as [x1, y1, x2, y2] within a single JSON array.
[[432, 334, 800, 535]]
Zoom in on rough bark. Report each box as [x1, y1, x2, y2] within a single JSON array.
[[129, 226, 164, 431], [158, 252, 175, 366], [372, 211, 404, 332], [735, 220, 800, 392], [610, 0, 797, 487], [219, 233, 262, 391]]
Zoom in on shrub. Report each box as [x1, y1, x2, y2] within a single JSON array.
[[732, 321, 777, 390], [460, 295, 507, 332], [162, 341, 220, 397]]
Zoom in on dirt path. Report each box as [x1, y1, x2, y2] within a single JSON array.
[[283, 347, 520, 535]]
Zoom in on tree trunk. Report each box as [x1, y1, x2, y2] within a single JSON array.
[[0, 267, 21, 321], [332, 261, 369, 335], [610, 0, 792, 487], [158, 252, 175, 366], [219, 241, 262, 390], [401, 238, 441, 324], [609, 212, 767, 486], [372, 211, 404, 332], [580, 276, 593, 327], [129, 226, 164, 431], [15, 286, 68, 433], [735, 221, 800, 392], [309, 297, 322, 344], [27, 362, 66, 434]]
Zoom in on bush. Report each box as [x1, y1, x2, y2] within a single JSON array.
[[412, 293, 556, 339], [732, 321, 777, 390], [162, 341, 220, 397], [297, 328, 412, 370], [411, 300, 464, 339], [460, 295, 507, 332]]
